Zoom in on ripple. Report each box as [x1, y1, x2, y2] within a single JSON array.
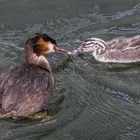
[[0, 2, 140, 140], [116, 126, 140, 140]]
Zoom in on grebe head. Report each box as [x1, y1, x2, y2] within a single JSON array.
[[26, 33, 69, 56], [72, 37, 107, 55]]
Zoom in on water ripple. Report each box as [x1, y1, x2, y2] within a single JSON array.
[[0, 1, 140, 140]]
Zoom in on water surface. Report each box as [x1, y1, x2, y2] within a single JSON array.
[[0, 0, 140, 140]]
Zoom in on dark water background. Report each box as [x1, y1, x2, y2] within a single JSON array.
[[0, 0, 140, 139]]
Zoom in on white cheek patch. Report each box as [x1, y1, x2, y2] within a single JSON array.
[[83, 46, 94, 52], [47, 43, 55, 53]]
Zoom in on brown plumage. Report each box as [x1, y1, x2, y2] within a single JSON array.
[[0, 33, 69, 118], [72, 35, 140, 63]]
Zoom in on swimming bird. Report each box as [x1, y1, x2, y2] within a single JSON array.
[[72, 35, 140, 63], [0, 33, 69, 118]]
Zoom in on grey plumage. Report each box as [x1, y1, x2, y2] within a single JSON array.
[[72, 35, 140, 63]]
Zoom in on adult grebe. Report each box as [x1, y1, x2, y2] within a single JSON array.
[[0, 33, 69, 118], [72, 35, 140, 63]]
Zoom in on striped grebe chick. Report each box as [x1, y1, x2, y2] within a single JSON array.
[[0, 33, 69, 118], [72, 35, 140, 63]]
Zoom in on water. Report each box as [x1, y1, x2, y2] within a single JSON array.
[[0, 0, 140, 139]]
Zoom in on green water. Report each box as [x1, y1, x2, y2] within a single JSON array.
[[0, 0, 140, 140]]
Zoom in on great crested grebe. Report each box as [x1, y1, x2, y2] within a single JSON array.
[[72, 35, 140, 63], [0, 33, 69, 118]]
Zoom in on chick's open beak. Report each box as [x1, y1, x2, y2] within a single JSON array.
[[54, 45, 71, 55]]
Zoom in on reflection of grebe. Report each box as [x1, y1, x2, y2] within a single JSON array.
[[0, 33, 69, 118], [72, 36, 140, 63]]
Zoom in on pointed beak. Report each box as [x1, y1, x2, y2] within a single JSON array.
[[54, 45, 71, 55]]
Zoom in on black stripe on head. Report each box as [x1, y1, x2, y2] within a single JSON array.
[[26, 33, 57, 45], [42, 33, 57, 45], [85, 38, 107, 47]]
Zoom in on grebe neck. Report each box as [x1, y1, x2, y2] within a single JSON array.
[[93, 45, 106, 56], [25, 43, 52, 73]]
